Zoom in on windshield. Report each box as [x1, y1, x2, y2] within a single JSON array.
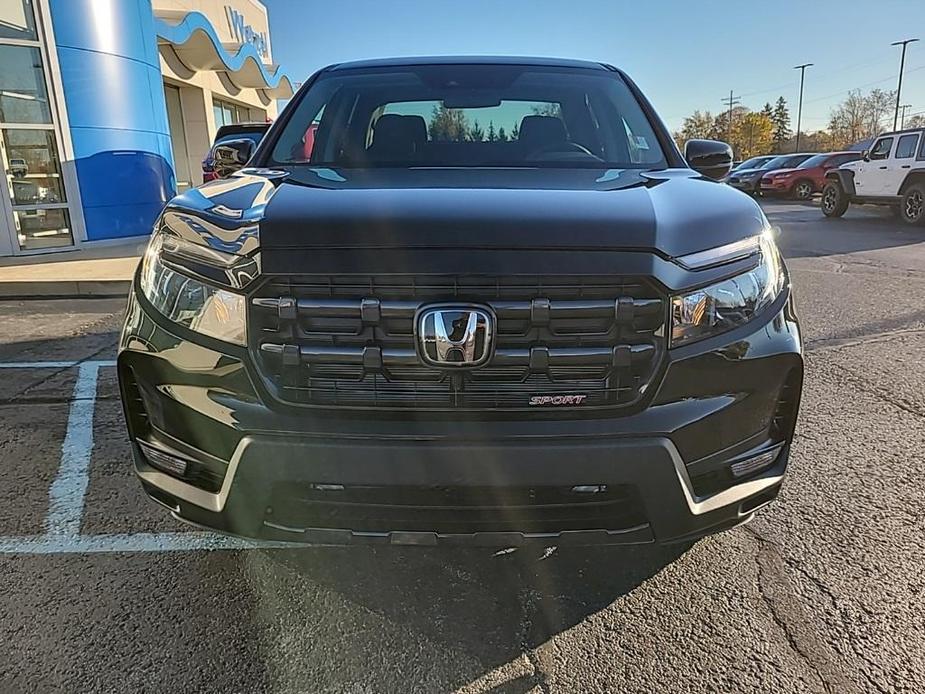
[[762, 155, 795, 169], [738, 156, 769, 169], [215, 131, 264, 147], [797, 154, 829, 168], [269, 64, 668, 169]]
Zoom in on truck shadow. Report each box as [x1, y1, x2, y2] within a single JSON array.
[[266, 540, 692, 684]]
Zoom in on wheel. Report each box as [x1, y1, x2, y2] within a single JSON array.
[[821, 182, 848, 218], [900, 184, 925, 225], [792, 179, 814, 201]]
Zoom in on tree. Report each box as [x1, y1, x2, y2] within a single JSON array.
[[429, 105, 468, 141], [531, 103, 562, 118], [761, 102, 773, 119], [497, 126, 508, 142], [486, 121, 497, 142], [511, 121, 520, 140], [771, 97, 791, 152], [734, 112, 775, 159], [827, 89, 897, 149], [678, 110, 715, 144], [467, 120, 485, 142], [906, 113, 925, 129]]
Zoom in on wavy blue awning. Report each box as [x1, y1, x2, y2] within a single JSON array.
[[154, 11, 294, 99]]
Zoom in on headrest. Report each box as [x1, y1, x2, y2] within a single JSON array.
[[518, 115, 567, 148]]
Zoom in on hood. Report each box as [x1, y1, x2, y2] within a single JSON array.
[[161, 167, 767, 272], [765, 167, 800, 177]]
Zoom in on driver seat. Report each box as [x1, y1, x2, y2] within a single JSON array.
[[518, 115, 568, 153]]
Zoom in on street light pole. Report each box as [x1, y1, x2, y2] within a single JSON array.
[[892, 38, 919, 130], [793, 63, 812, 152]]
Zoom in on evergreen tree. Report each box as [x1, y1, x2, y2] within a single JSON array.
[[468, 120, 485, 142], [497, 126, 508, 142], [761, 102, 773, 119], [487, 121, 497, 142], [511, 121, 520, 140], [771, 97, 791, 152]]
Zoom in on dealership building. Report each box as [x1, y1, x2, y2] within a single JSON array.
[[0, 0, 292, 257]]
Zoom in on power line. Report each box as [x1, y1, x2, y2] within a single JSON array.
[[721, 90, 741, 145]]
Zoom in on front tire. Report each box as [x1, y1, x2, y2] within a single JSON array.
[[792, 180, 814, 201], [821, 182, 848, 218], [900, 184, 925, 226]]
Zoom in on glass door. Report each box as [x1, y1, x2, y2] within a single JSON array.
[[0, 0, 74, 254]]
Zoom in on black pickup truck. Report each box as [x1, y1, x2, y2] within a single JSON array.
[[119, 57, 803, 546]]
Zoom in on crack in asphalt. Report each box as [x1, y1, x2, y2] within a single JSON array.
[[829, 362, 925, 419], [743, 525, 860, 694], [782, 559, 891, 694], [805, 327, 925, 353]]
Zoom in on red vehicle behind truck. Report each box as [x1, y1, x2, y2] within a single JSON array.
[[760, 151, 862, 200]]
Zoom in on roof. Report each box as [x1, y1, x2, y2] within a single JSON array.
[[328, 56, 609, 71], [878, 127, 925, 137]]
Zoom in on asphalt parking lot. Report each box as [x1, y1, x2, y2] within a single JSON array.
[[1, 200, 924, 694]]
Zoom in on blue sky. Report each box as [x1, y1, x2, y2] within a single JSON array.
[[263, 0, 925, 133]]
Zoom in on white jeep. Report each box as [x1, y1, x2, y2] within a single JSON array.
[[821, 127, 925, 225]]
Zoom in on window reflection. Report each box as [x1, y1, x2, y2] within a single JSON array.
[[0, 45, 51, 124], [4, 129, 65, 204], [14, 207, 73, 250], [0, 0, 37, 41]]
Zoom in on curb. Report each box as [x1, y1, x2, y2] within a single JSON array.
[[0, 279, 131, 299]]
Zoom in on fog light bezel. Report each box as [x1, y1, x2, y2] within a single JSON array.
[[729, 444, 784, 479], [137, 440, 191, 478]]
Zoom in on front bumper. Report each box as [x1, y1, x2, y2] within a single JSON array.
[[119, 284, 803, 546], [728, 176, 761, 193], [760, 180, 791, 194]]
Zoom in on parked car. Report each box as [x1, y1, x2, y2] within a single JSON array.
[[728, 153, 814, 195], [760, 151, 862, 200], [121, 57, 803, 547], [730, 155, 776, 175], [9, 158, 28, 177], [822, 127, 925, 225], [201, 122, 269, 182]]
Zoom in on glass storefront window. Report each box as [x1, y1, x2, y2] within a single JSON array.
[[3, 129, 65, 204], [0, 0, 38, 41], [14, 207, 73, 251], [0, 45, 52, 123]]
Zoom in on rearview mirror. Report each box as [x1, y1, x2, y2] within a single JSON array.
[[213, 139, 256, 178], [684, 139, 733, 180]]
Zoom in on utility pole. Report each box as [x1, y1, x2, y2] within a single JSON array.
[[721, 90, 741, 153], [900, 104, 912, 129], [892, 38, 919, 130], [793, 63, 813, 152]]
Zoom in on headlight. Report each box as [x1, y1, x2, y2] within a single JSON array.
[[670, 234, 784, 347], [139, 234, 247, 346]]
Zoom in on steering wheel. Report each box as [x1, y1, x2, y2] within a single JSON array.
[[527, 141, 596, 159]]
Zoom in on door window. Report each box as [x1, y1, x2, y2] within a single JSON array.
[[895, 134, 919, 159], [868, 138, 893, 161]]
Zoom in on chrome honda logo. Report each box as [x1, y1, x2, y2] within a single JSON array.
[[417, 305, 493, 367]]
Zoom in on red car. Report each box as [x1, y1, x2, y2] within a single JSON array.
[[760, 151, 862, 200]]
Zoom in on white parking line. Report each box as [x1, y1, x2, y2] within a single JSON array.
[[46, 362, 99, 537], [0, 359, 291, 555]]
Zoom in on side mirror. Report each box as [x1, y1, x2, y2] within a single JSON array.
[[684, 139, 734, 180], [861, 150, 870, 162], [212, 139, 256, 178]]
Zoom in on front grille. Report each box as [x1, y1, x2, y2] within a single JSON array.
[[266, 483, 647, 534], [249, 274, 666, 410]]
